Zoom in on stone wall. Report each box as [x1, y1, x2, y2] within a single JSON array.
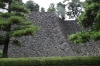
[[0, 12, 74, 57], [61, 20, 100, 56], [1, 12, 100, 57]]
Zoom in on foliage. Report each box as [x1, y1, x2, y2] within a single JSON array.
[[0, 50, 2, 57], [10, 2, 29, 13], [78, 1, 100, 29], [68, 31, 90, 43], [0, 57, 100, 66], [56, 2, 66, 20], [0, 0, 40, 58], [47, 3, 56, 12], [25, 0, 39, 12], [90, 31, 100, 41], [11, 40, 22, 47], [41, 7, 45, 12], [63, 0, 83, 19], [68, 0, 100, 43]]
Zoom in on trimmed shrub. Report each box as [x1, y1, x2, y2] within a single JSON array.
[[0, 56, 100, 66], [0, 50, 2, 58]]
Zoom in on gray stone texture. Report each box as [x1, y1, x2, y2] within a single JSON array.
[[1, 12, 100, 57], [61, 20, 100, 56], [0, 12, 75, 57]]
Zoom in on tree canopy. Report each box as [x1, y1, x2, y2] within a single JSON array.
[[25, 0, 39, 12], [47, 3, 56, 12], [56, 2, 66, 20], [41, 7, 45, 12], [63, 0, 83, 19], [68, 0, 100, 43], [0, 0, 40, 58]]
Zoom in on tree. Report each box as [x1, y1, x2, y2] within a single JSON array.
[[68, 0, 100, 43], [34, 4, 39, 11], [63, 0, 83, 19], [25, 0, 39, 12], [56, 2, 66, 20], [47, 3, 56, 12], [41, 7, 45, 12], [0, 0, 40, 58]]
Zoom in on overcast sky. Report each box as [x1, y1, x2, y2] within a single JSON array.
[[22, 0, 85, 11]]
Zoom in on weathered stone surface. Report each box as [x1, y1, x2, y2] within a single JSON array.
[[1, 12, 100, 57], [0, 12, 75, 57], [61, 20, 100, 56]]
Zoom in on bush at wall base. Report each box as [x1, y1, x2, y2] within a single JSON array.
[[0, 56, 100, 66], [0, 50, 2, 58]]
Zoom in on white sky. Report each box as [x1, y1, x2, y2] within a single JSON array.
[[22, 0, 85, 11]]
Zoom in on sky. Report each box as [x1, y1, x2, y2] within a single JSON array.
[[22, 0, 85, 11]]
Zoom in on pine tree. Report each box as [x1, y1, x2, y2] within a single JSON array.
[[68, 0, 100, 43], [0, 0, 40, 58]]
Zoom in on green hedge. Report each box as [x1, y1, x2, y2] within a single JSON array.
[[0, 56, 100, 66]]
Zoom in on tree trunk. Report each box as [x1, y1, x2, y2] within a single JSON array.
[[2, 24, 11, 58], [2, 35, 10, 58], [2, 2, 12, 58]]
